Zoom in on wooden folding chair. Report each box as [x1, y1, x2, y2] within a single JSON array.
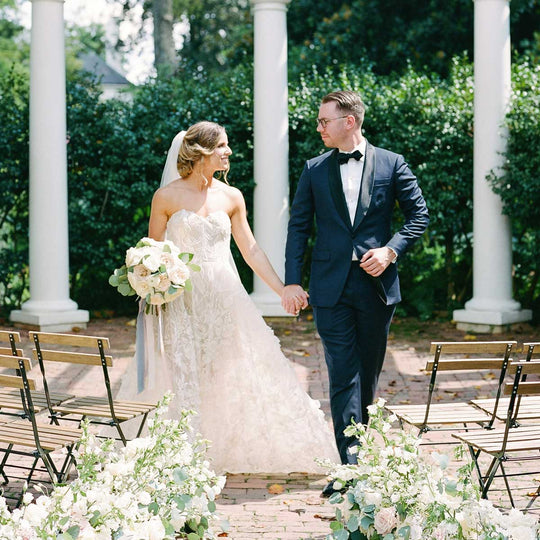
[[0, 330, 73, 419], [30, 331, 157, 445], [0, 354, 82, 506], [385, 341, 516, 436], [471, 342, 540, 424], [452, 359, 540, 510]]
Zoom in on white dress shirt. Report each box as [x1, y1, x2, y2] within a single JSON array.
[[339, 140, 366, 261], [339, 139, 366, 225]]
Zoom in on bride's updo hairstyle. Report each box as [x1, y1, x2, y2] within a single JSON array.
[[177, 121, 228, 182]]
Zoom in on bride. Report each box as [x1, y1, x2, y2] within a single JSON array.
[[127, 121, 339, 473]]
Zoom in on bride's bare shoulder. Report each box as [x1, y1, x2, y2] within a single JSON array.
[[213, 180, 243, 199]]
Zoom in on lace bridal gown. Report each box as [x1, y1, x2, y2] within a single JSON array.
[[123, 208, 339, 474]]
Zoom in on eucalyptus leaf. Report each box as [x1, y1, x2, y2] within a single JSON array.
[[173, 467, 188, 483], [180, 252, 194, 263], [347, 514, 359, 532]]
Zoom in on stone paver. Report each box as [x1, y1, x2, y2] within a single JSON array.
[[0, 315, 538, 536]]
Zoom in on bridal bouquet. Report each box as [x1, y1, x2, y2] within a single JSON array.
[[323, 399, 539, 540], [109, 237, 199, 313]]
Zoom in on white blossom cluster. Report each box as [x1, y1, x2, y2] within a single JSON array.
[[323, 398, 539, 540], [0, 395, 226, 539]]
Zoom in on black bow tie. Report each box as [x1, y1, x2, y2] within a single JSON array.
[[337, 150, 363, 164]]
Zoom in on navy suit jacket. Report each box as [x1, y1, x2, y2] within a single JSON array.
[[285, 140, 429, 307]]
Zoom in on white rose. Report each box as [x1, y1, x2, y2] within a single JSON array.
[[168, 260, 190, 285], [142, 253, 161, 272], [107, 460, 134, 476], [125, 246, 144, 267], [145, 272, 161, 290], [363, 490, 383, 507], [131, 278, 151, 298], [138, 491, 152, 506], [127, 264, 150, 289], [23, 501, 49, 526], [156, 273, 172, 292], [148, 516, 166, 540], [160, 252, 177, 269], [373, 507, 398, 536], [170, 507, 186, 530]]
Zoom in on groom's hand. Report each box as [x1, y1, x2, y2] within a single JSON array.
[[359, 247, 396, 277], [282, 285, 309, 315]]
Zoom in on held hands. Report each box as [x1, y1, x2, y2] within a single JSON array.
[[281, 284, 309, 316], [359, 247, 396, 277]]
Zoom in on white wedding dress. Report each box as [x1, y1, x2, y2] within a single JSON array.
[[122, 209, 339, 474]]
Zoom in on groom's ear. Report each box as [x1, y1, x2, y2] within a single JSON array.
[[345, 115, 356, 130]]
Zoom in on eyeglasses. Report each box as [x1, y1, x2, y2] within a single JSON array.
[[316, 115, 349, 128]]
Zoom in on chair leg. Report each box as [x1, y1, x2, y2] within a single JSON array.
[[498, 461, 515, 508], [135, 412, 150, 438], [480, 456, 503, 500], [115, 422, 127, 446], [0, 444, 13, 484], [58, 442, 80, 483], [467, 446, 486, 491], [524, 484, 539, 512]]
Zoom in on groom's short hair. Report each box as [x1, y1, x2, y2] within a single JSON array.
[[322, 91, 365, 126]]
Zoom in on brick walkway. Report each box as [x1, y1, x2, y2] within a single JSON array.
[[1, 315, 538, 537]]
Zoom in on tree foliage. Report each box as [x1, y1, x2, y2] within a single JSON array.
[[288, 0, 540, 76]]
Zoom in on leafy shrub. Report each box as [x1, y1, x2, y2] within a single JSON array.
[[0, 57, 538, 321], [0, 67, 29, 314]]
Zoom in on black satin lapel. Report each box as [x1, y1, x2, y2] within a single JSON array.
[[352, 141, 375, 231], [328, 150, 352, 229]]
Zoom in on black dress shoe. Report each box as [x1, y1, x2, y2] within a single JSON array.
[[321, 480, 346, 498]]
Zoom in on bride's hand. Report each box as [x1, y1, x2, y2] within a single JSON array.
[[281, 285, 309, 315]]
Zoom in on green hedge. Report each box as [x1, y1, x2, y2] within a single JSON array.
[[0, 58, 538, 320]]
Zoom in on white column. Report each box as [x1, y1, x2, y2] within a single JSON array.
[[453, 0, 531, 332], [10, 0, 89, 331], [249, 0, 291, 316]]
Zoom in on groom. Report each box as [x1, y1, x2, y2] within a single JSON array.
[[282, 91, 429, 487]]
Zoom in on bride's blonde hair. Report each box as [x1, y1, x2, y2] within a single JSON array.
[[177, 121, 229, 182]]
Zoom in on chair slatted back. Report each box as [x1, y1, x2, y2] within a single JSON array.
[[32, 349, 112, 367], [429, 341, 516, 354], [29, 331, 117, 427], [0, 354, 32, 372], [523, 342, 540, 361], [30, 332, 111, 350], [0, 354, 36, 405], [504, 360, 540, 397], [421, 341, 516, 430], [425, 358, 508, 371], [0, 330, 22, 357], [505, 343, 540, 422]]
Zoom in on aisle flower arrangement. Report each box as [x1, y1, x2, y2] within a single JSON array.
[[109, 237, 200, 314], [323, 399, 539, 540], [0, 395, 227, 539]]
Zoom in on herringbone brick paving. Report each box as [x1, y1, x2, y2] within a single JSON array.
[[1, 315, 538, 538]]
